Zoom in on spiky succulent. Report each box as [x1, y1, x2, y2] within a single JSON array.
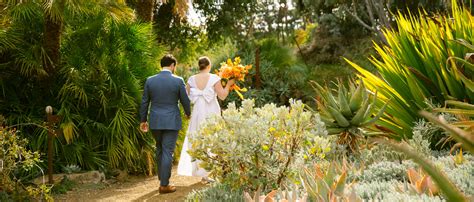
[[313, 79, 388, 152], [301, 162, 361, 202], [62, 164, 81, 174]]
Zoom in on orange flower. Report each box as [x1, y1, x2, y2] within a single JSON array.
[[217, 57, 252, 99]]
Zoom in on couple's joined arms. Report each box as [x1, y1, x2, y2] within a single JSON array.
[[180, 78, 191, 119]]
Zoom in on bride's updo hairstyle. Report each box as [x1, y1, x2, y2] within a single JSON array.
[[198, 56, 211, 71]]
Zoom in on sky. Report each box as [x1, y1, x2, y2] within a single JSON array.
[[186, 0, 295, 26]]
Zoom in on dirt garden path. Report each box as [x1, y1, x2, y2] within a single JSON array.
[[55, 166, 207, 202]]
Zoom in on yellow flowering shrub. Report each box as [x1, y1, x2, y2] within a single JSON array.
[[188, 99, 330, 191], [0, 127, 50, 201]]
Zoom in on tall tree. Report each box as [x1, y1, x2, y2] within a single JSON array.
[[136, 0, 155, 22], [43, 0, 65, 77], [1, 0, 160, 172]]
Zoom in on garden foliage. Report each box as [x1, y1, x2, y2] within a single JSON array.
[[347, 3, 474, 138], [0, 2, 162, 173], [0, 127, 51, 201], [188, 99, 330, 191]]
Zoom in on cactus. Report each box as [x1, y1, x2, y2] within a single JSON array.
[[312, 79, 388, 153]]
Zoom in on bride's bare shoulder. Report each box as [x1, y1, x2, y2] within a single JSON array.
[[210, 74, 221, 79]]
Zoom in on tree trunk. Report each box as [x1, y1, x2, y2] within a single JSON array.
[[43, 15, 63, 77], [254, 48, 262, 89], [154, 0, 174, 42], [136, 0, 155, 22]]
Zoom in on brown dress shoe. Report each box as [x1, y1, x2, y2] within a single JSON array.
[[159, 185, 176, 194]]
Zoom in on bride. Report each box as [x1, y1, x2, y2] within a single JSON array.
[[177, 56, 234, 181]]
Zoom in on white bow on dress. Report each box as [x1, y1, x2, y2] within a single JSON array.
[[189, 88, 215, 103]]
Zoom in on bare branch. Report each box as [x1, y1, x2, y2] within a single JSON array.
[[348, 1, 375, 31], [365, 0, 375, 26]]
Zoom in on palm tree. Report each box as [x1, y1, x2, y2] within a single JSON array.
[[131, 0, 188, 23], [2, 0, 133, 79], [136, 0, 155, 22], [1, 0, 161, 173]]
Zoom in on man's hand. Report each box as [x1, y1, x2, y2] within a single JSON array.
[[140, 122, 149, 132]]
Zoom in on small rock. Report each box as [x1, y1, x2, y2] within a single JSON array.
[[68, 171, 105, 184], [32, 171, 106, 185], [115, 170, 129, 182]]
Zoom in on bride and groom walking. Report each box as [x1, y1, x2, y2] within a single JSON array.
[[139, 54, 235, 194]]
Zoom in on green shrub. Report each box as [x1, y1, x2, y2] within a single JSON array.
[[214, 38, 312, 107], [358, 161, 413, 182], [435, 155, 474, 195], [0, 128, 51, 201], [357, 144, 405, 165], [184, 183, 243, 202], [51, 176, 76, 195], [189, 99, 330, 191], [351, 180, 399, 200], [0, 3, 162, 173], [412, 101, 459, 150], [369, 192, 444, 202]]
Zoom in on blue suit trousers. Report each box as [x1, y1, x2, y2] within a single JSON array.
[[152, 130, 178, 186]]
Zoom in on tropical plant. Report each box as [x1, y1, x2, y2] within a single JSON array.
[[347, 2, 474, 138], [313, 79, 388, 153], [0, 1, 162, 174], [218, 38, 312, 107], [188, 99, 330, 191]]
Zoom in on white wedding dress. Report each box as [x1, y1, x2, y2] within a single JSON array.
[[177, 74, 221, 177]]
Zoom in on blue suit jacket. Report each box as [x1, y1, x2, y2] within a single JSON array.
[[140, 71, 191, 130]]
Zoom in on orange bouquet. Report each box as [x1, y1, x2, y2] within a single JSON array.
[[217, 57, 252, 99]]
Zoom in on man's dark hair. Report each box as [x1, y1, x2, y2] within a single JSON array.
[[161, 54, 177, 67]]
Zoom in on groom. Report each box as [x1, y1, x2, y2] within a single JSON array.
[[139, 54, 191, 194]]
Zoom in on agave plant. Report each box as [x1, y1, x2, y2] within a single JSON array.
[[313, 79, 388, 153], [62, 164, 81, 174], [403, 168, 440, 196], [300, 162, 361, 202]]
